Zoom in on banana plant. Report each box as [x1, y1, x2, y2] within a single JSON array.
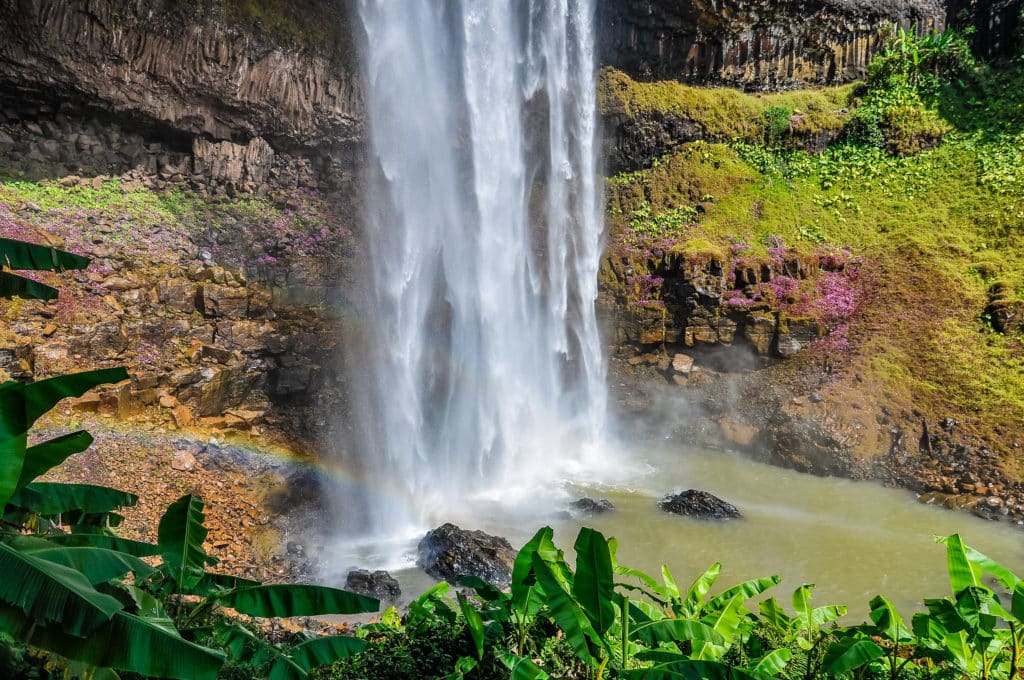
[[0, 237, 89, 301], [910, 534, 1024, 680], [824, 595, 916, 679]]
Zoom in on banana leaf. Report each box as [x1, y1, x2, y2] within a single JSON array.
[[288, 635, 367, 671], [15, 543, 155, 584], [0, 238, 90, 272], [8, 483, 137, 516], [0, 368, 127, 509], [939, 534, 983, 594], [0, 602, 224, 680], [748, 648, 792, 677], [572, 527, 616, 637], [630, 618, 726, 647], [934, 535, 1020, 591], [823, 636, 885, 674], [219, 584, 379, 618], [680, 562, 721, 616], [457, 592, 485, 660], [0, 541, 122, 635], [17, 431, 94, 489], [158, 494, 210, 593], [42, 533, 161, 558], [0, 271, 58, 300], [621, 659, 756, 679], [705, 575, 780, 613], [868, 594, 913, 642], [497, 650, 551, 680], [531, 551, 600, 664]]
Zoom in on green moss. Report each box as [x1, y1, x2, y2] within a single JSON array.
[[598, 67, 855, 142], [606, 117, 1024, 445], [214, 0, 350, 54]]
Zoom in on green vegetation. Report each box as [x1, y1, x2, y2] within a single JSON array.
[[598, 67, 856, 143], [602, 28, 1024, 448], [0, 239, 378, 679], [314, 527, 1024, 680], [0, 180, 351, 270]]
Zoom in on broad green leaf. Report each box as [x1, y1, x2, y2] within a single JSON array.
[[158, 494, 209, 592], [810, 604, 847, 627], [20, 544, 155, 584], [0, 605, 224, 680], [457, 592, 485, 660], [288, 635, 367, 671], [661, 564, 681, 600], [22, 368, 128, 426], [759, 597, 792, 634], [0, 271, 57, 300], [630, 618, 726, 647], [572, 527, 616, 636], [938, 534, 982, 594], [936, 536, 1021, 590], [868, 594, 912, 642], [748, 648, 792, 677], [43, 533, 161, 558], [823, 637, 885, 674], [511, 527, 552, 610], [497, 650, 551, 680], [681, 562, 720, 616], [792, 584, 814, 617], [219, 584, 379, 618], [1012, 582, 1024, 623], [0, 541, 122, 635], [705, 575, 780, 612], [458, 574, 507, 602], [442, 656, 479, 680], [695, 595, 744, 660], [531, 551, 599, 664], [0, 238, 90, 272], [621, 659, 755, 679], [9, 483, 137, 516], [189, 571, 260, 597], [17, 431, 93, 489]]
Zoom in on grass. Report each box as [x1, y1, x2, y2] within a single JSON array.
[[599, 67, 857, 142], [0, 179, 352, 269], [602, 63, 1024, 462]]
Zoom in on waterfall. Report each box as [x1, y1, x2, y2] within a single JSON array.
[[354, 0, 606, 533]]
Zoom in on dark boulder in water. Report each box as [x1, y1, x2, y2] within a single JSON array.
[[658, 489, 741, 520], [570, 497, 615, 514], [345, 569, 401, 602], [416, 523, 516, 587]]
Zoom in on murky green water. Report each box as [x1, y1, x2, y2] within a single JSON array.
[[335, 444, 1023, 618]]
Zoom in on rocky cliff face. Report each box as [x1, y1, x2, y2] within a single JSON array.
[[0, 0, 363, 195], [598, 0, 947, 88]]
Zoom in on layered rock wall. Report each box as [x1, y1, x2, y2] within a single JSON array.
[[0, 0, 363, 194], [598, 0, 947, 88]]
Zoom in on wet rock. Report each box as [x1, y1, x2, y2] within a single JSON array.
[[416, 523, 516, 586], [658, 490, 741, 520], [570, 498, 615, 514], [776, 317, 823, 358], [345, 569, 401, 602], [744, 312, 777, 354], [671, 353, 694, 374], [171, 450, 197, 472]]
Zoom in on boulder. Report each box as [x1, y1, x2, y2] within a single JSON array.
[[416, 523, 516, 587], [658, 490, 741, 520], [345, 569, 401, 602], [570, 498, 615, 514]]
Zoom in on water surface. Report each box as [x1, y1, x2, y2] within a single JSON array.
[[328, 442, 1024, 618]]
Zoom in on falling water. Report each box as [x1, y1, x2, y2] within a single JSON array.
[[354, 1, 607, 533]]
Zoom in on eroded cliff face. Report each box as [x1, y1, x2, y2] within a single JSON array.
[[598, 0, 947, 88], [0, 0, 363, 194]]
